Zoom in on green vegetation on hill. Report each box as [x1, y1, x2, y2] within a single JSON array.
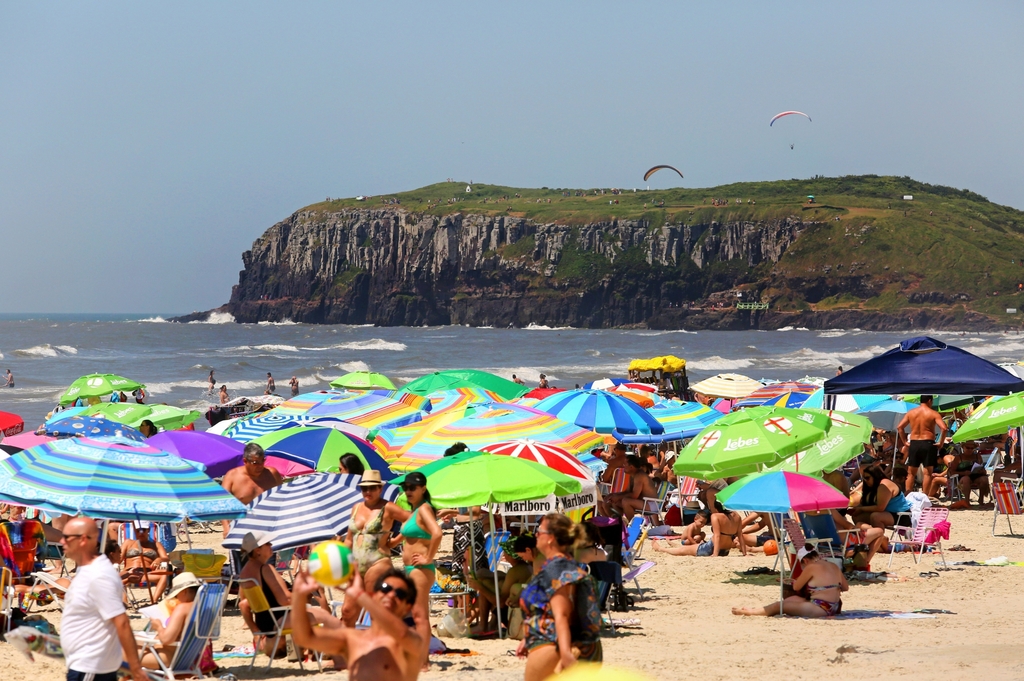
[[307, 175, 1024, 323]]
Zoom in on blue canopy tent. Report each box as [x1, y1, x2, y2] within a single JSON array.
[[824, 336, 1024, 396]]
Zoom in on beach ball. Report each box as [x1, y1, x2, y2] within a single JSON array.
[[762, 539, 778, 556], [308, 541, 354, 588]]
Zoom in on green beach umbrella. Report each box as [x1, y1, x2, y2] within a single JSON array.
[[249, 426, 395, 480], [421, 452, 581, 508], [767, 410, 872, 475], [389, 449, 484, 486], [952, 394, 1024, 443], [399, 370, 529, 401], [86, 403, 201, 431], [902, 395, 978, 412], [673, 406, 832, 478], [330, 371, 397, 390], [60, 373, 144, 405]]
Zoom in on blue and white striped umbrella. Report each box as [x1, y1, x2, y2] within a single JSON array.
[[223, 413, 369, 443], [617, 400, 724, 443], [222, 473, 401, 551], [532, 389, 665, 435]]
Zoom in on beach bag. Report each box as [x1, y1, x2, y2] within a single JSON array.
[[663, 505, 682, 526], [507, 607, 525, 640]]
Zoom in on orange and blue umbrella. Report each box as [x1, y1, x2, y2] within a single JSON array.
[[533, 389, 664, 435], [375, 403, 605, 472], [0, 438, 245, 521]]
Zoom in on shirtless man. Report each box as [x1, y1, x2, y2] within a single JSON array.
[[896, 395, 947, 494], [290, 567, 426, 681], [289, 376, 299, 397], [611, 456, 658, 520], [599, 443, 628, 484], [220, 443, 283, 536], [265, 372, 276, 395]]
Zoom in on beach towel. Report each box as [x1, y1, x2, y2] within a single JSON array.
[[905, 492, 931, 529], [924, 520, 951, 544], [834, 610, 939, 620]]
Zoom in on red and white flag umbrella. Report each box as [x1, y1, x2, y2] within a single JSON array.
[[481, 439, 593, 480]]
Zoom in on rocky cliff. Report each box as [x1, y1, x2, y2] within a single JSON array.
[[178, 177, 1024, 330], [221, 208, 809, 327]]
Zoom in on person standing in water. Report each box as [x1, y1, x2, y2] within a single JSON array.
[[265, 372, 276, 395], [289, 376, 299, 397], [5, 369, 13, 388], [208, 370, 215, 393]]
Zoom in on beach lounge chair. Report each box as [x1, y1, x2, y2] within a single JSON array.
[[1, 566, 15, 634], [26, 570, 68, 612], [676, 476, 699, 505], [484, 531, 511, 573], [992, 481, 1023, 536], [599, 468, 631, 497], [887, 507, 948, 568], [135, 582, 227, 680], [585, 561, 621, 634], [800, 513, 857, 558], [641, 481, 672, 525], [239, 577, 317, 671], [621, 516, 654, 600]]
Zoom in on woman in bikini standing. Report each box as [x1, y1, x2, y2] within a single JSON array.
[[732, 544, 848, 617], [398, 472, 442, 668], [342, 470, 409, 626]]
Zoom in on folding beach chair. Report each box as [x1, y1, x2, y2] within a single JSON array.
[[800, 513, 857, 559], [1, 566, 15, 634], [135, 582, 227, 680], [676, 476, 699, 505], [887, 507, 948, 568], [239, 577, 319, 671], [599, 468, 631, 497], [620, 516, 654, 600], [586, 561, 621, 633], [992, 481, 1023, 536], [484, 531, 511, 573], [26, 570, 68, 612], [641, 481, 672, 525]]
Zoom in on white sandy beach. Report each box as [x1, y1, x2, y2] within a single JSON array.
[[5, 507, 1021, 681]]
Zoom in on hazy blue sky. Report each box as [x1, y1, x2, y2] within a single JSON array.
[[2, 2, 1022, 314]]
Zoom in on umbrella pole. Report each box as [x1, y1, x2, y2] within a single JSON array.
[[488, 499, 503, 639], [135, 519, 156, 605], [779, 523, 787, 614]]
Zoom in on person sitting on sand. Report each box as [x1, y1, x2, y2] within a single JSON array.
[[732, 544, 848, 617], [652, 508, 709, 549], [652, 508, 748, 557]]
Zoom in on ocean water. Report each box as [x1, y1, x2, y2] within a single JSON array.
[[1, 313, 1023, 429]]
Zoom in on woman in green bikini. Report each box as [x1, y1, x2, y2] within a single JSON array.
[[341, 470, 409, 626], [399, 472, 442, 668]]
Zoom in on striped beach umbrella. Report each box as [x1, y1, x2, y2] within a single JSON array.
[[799, 389, 889, 413], [272, 390, 347, 415], [399, 370, 529, 401], [249, 427, 395, 480], [0, 438, 246, 521], [221, 412, 370, 443], [297, 390, 430, 429], [532, 389, 665, 435], [376, 403, 606, 472], [481, 439, 594, 479], [734, 382, 819, 409], [427, 387, 506, 414], [223, 473, 401, 551], [615, 400, 723, 444], [689, 374, 764, 399]]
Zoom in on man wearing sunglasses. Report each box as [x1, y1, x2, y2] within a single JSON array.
[[291, 566, 426, 681], [220, 443, 283, 536], [59, 517, 147, 681]]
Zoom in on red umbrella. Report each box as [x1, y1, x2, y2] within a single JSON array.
[[481, 439, 592, 479], [0, 411, 25, 438], [523, 387, 566, 400]]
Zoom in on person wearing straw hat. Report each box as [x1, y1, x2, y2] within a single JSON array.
[[341, 470, 410, 627], [135, 572, 203, 670]]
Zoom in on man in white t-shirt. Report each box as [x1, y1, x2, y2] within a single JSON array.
[[59, 517, 146, 681]]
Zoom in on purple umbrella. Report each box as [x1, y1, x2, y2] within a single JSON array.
[[147, 431, 244, 478]]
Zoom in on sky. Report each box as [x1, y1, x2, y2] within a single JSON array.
[[2, 2, 1022, 314]]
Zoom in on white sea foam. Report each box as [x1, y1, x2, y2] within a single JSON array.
[[776, 326, 794, 332], [335, 361, 371, 373], [585, 349, 601, 356], [524, 323, 574, 331], [687, 356, 756, 371], [253, 344, 301, 353], [326, 339, 408, 352], [189, 311, 236, 325], [796, 327, 810, 331], [817, 330, 848, 338], [14, 344, 78, 358], [139, 316, 168, 323], [258, 319, 298, 326]]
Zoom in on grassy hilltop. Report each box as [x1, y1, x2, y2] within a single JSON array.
[[305, 175, 1024, 322]]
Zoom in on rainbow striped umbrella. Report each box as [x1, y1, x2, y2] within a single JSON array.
[[0, 438, 245, 521], [532, 389, 665, 435], [733, 382, 819, 409], [249, 427, 396, 480], [221, 412, 370, 443], [272, 390, 346, 415], [428, 387, 506, 414], [375, 403, 605, 472], [279, 390, 430, 429]]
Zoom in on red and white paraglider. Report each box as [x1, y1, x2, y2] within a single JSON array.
[[769, 111, 811, 126]]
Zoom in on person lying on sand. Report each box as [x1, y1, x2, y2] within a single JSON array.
[[732, 544, 848, 617]]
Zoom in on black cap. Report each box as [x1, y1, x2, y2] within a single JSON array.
[[403, 472, 428, 487]]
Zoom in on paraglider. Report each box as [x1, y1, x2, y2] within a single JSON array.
[[769, 111, 811, 126], [643, 165, 684, 182]]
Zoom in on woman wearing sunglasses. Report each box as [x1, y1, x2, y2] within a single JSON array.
[[399, 471, 441, 666], [341, 470, 409, 627]]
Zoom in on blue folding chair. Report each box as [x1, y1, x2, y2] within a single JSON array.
[[135, 582, 227, 680], [800, 513, 857, 559]]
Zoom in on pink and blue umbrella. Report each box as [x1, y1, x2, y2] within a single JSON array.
[[533, 389, 665, 435], [717, 470, 850, 514]]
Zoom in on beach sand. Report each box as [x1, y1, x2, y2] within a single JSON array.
[[5, 508, 1022, 681]]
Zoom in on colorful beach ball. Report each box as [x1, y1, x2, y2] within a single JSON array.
[[308, 541, 354, 588]]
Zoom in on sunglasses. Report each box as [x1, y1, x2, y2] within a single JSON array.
[[401, 484, 422, 493], [61, 533, 88, 541], [378, 582, 414, 603], [244, 458, 265, 465]]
